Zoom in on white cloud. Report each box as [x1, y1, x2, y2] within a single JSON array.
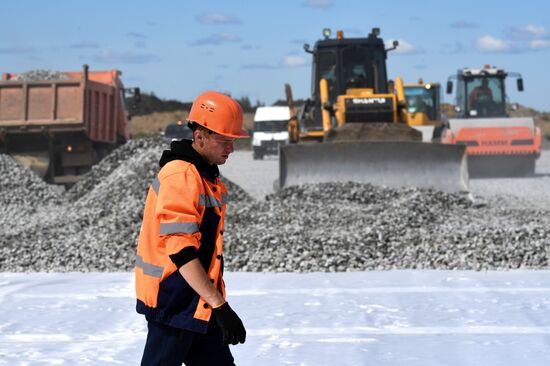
[[507, 24, 550, 46], [281, 55, 307, 67], [515, 24, 548, 39], [385, 39, 420, 55], [476, 35, 511, 52], [476, 26, 550, 53], [196, 12, 241, 24], [530, 39, 550, 50], [91, 50, 160, 64], [189, 33, 241, 46], [218, 33, 241, 42]]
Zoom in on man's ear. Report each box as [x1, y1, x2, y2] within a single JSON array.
[[194, 129, 203, 141]]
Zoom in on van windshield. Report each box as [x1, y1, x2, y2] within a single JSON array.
[[253, 120, 288, 132]]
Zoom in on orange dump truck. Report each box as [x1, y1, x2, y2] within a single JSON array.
[[0, 65, 138, 185], [443, 65, 541, 176]]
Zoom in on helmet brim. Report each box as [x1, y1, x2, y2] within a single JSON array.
[[219, 129, 250, 139]]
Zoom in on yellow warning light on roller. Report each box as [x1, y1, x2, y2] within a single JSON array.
[[337, 30, 344, 40]]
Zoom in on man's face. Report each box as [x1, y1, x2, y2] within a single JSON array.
[[200, 131, 235, 165]]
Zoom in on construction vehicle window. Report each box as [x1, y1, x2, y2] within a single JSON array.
[[318, 51, 337, 102], [342, 46, 374, 90], [405, 87, 436, 120], [253, 120, 288, 132], [466, 77, 505, 117]]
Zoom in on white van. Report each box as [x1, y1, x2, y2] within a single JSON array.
[[251, 106, 290, 160]]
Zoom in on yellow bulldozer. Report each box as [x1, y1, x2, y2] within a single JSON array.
[[280, 28, 467, 192], [402, 79, 445, 142]]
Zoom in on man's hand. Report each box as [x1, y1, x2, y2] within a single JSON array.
[[213, 302, 246, 345]]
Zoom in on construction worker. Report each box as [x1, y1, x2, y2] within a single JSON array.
[[135, 91, 248, 365], [469, 78, 493, 106]]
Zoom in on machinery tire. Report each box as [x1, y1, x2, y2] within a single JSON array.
[[521, 156, 536, 177]]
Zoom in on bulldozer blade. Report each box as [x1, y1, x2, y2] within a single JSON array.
[[279, 141, 469, 193]]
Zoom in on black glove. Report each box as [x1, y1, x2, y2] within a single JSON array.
[[212, 302, 246, 345]]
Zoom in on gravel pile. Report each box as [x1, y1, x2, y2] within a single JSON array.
[[10, 69, 70, 81], [224, 183, 550, 272], [0, 137, 164, 271], [0, 155, 63, 207], [66, 137, 166, 202], [1, 139, 549, 272]]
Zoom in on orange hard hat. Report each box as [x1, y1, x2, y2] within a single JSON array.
[[187, 91, 249, 138]]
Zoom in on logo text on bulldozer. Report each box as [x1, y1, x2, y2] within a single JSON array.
[[351, 98, 387, 104]]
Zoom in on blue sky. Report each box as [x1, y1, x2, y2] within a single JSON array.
[[2, 0, 550, 111]]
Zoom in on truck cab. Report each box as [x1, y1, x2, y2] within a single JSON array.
[[251, 106, 290, 160]]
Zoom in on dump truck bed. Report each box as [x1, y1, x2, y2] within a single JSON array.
[[0, 70, 127, 144], [0, 67, 130, 184]]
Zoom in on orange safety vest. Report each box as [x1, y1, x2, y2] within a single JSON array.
[[135, 154, 227, 333]]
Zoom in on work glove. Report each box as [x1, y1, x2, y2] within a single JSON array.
[[212, 302, 246, 345]]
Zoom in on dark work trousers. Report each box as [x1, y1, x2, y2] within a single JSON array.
[[140, 319, 236, 366]]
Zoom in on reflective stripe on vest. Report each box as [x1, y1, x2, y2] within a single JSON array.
[[151, 177, 226, 208], [136, 255, 164, 278], [199, 194, 224, 208], [151, 177, 160, 195], [160, 222, 199, 235]]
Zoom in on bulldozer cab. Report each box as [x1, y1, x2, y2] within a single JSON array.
[[402, 82, 443, 141], [404, 83, 440, 122], [308, 29, 390, 130]]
